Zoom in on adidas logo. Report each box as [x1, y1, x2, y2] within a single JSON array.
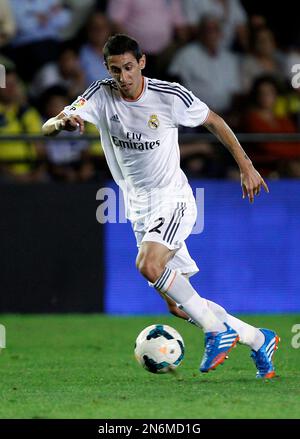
[[110, 114, 120, 122]]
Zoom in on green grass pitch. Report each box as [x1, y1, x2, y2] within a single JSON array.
[[0, 314, 299, 419]]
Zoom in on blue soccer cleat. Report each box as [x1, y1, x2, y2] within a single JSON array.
[[251, 328, 280, 379], [200, 323, 239, 373]]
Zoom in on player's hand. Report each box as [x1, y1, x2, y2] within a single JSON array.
[[240, 165, 269, 203], [59, 115, 85, 134]]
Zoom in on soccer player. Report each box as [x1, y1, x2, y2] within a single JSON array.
[[42, 34, 279, 378]]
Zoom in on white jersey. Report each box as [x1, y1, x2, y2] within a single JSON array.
[[63, 77, 209, 221]]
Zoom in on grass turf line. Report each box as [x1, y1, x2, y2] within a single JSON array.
[[0, 314, 299, 419]]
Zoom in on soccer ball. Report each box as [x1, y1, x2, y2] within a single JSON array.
[[134, 324, 185, 374]]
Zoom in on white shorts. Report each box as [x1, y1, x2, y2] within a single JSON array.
[[132, 197, 199, 277]]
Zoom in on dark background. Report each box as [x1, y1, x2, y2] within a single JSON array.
[[0, 183, 104, 312], [242, 0, 298, 46]]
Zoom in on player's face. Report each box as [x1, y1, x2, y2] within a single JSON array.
[[106, 52, 146, 100]]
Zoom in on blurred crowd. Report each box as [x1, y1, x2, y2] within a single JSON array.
[[0, 0, 300, 183]]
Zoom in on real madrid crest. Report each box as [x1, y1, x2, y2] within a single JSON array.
[[148, 114, 159, 130]]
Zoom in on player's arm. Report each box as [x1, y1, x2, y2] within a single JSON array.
[[42, 112, 85, 136], [203, 110, 269, 203]]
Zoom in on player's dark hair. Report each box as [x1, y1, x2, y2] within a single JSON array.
[[103, 34, 143, 63]]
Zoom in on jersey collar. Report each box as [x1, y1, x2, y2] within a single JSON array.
[[120, 77, 147, 104]]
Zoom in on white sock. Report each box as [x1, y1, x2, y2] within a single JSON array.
[[226, 315, 264, 351], [183, 276, 264, 350], [206, 300, 264, 351], [154, 268, 226, 333]]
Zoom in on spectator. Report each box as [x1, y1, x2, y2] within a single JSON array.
[[79, 12, 112, 87], [242, 76, 300, 177], [8, 0, 72, 81], [30, 45, 86, 102], [241, 27, 285, 93], [107, 0, 188, 78], [181, 0, 249, 50], [41, 86, 95, 182], [0, 0, 16, 48], [168, 15, 242, 115], [248, 14, 267, 31], [0, 69, 45, 182], [60, 0, 97, 41], [0, 55, 15, 85], [180, 140, 222, 178]]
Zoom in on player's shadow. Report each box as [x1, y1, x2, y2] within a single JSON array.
[[197, 375, 282, 384], [170, 370, 282, 384]]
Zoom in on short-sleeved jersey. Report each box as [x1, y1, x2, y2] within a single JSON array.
[[63, 77, 209, 220]]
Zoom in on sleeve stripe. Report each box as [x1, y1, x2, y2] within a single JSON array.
[[82, 80, 100, 96], [82, 78, 118, 100], [82, 80, 102, 99], [148, 80, 193, 105], [151, 83, 194, 103], [84, 83, 102, 100], [148, 86, 192, 108]]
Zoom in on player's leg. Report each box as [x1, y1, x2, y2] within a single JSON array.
[[161, 286, 261, 343], [162, 281, 279, 378], [135, 199, 240, 372], [136, 240, 240, 372], [154, 253, 278, 376], [161, 273, 265, 351], [161, 284, 279, 377], [163, 243, 277, 354], [160, 277, 262, 345], [141, 199, 279, 376], [158, 290, 198, 324], [136, 240, 227, 334], [159, 291, 186, 318], [184, 278, 280, 376]]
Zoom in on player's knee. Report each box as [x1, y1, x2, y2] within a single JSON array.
[[137, 257, 164, 283]]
